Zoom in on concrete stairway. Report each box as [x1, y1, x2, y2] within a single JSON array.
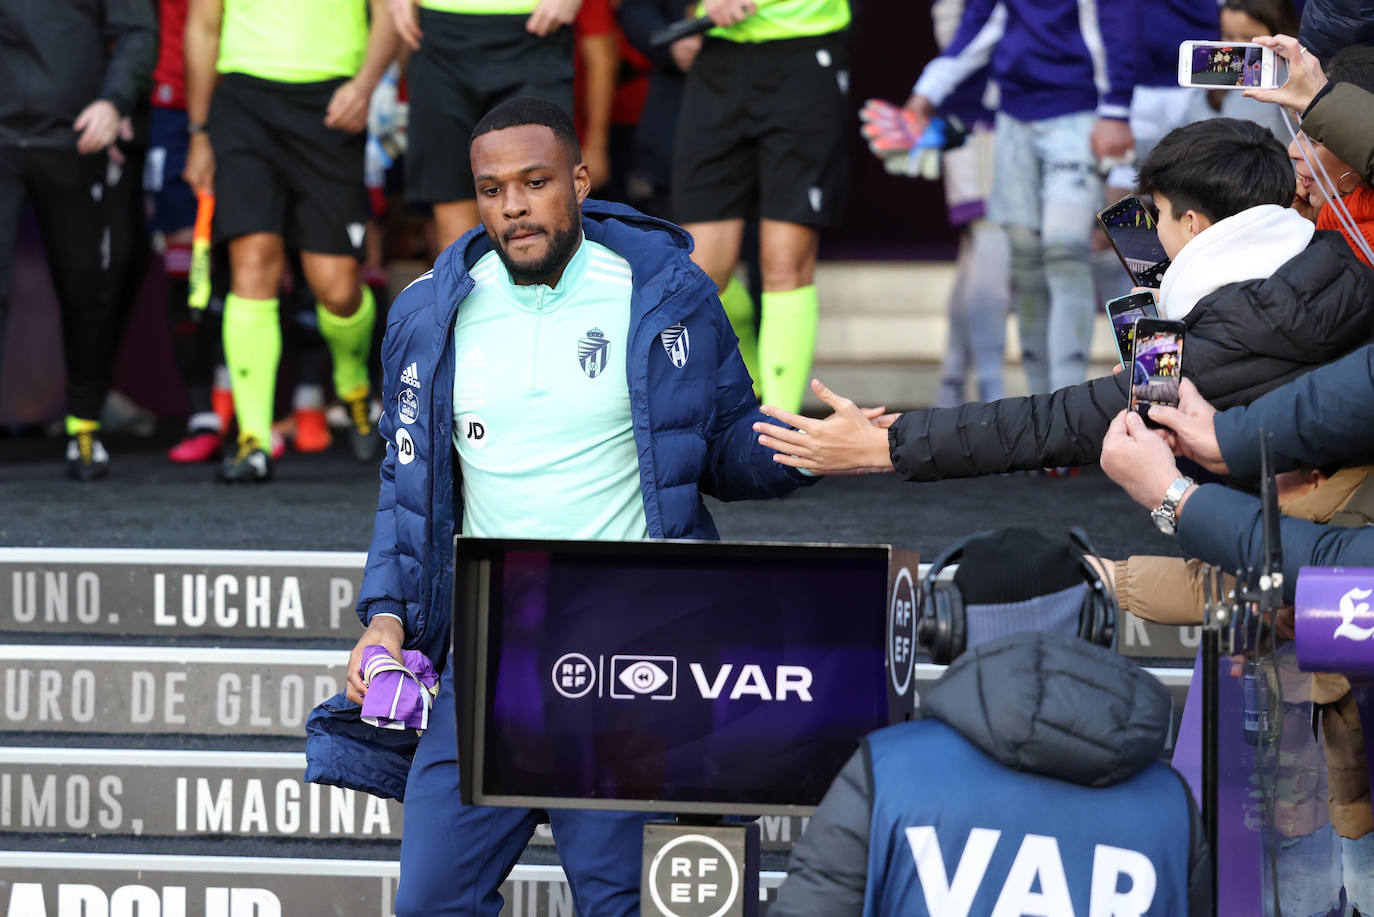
[[810, 261, 1125, 412]]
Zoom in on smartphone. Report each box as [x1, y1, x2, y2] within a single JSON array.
[[1129, 319, 1185, 427], [1178, 40, 1279, 90], [1098, 195, 1171, 288], [1105, 292, 1160, 367]]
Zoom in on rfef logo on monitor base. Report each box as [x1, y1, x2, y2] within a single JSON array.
[[888, 567, 915, 696], [647, 834, 740, 917]]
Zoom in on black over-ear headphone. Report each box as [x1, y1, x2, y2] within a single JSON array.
[[916, 526, 1118, 665]]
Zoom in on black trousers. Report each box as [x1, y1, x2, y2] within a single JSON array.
[[0, 145, 123, 422]]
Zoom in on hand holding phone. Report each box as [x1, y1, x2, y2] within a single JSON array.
[[1098, 195, 1171, 288], [1105, 291, 1159, 366], [1178, 40, 1279, 90], [1128, 319, 1185, 427]]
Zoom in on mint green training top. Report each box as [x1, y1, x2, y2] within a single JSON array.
[[452, 238, 649, 541]]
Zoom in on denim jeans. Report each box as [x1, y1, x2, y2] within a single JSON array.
[[988, 110, 1101, 393]]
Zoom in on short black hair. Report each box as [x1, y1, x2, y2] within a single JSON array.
[[1325, 45, 1374, 96], [1137, 117, 1292, 223], [469, 97, 581, 163]]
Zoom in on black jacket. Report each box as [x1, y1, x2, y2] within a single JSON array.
[[771, 633, 1212, 916], [1175, 341, 1374, 600], [888, 232, 1374, 481], [0, 0, 157, 148]]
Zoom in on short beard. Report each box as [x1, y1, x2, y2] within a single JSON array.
[[492, 197, 582, 286]]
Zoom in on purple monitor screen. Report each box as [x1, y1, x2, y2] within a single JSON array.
[[457, 540, 890, 814]]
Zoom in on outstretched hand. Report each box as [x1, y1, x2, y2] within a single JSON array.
[[1145, 378, 1228, 474], [754, 379, 897, 475], [1245, 34, 1328, 114], [1100, 409, 1184, 511]]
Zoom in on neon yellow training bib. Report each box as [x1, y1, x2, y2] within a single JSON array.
[[219, 0, 369, 83], [420, 0, 539, 15], [710, 0, 849, 42]]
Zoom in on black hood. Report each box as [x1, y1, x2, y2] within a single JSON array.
[[922, 632, 1172, 787]]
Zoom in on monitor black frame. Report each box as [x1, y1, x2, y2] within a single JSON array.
[[454, 535, 893, 816]]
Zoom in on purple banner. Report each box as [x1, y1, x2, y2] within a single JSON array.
[[1295, 568, 1374, 674], [1173, 651, 1262, 913]]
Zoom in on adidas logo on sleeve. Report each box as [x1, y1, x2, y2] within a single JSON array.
[[400, 362, 422, 389]]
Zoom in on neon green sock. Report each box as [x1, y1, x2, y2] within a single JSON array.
[[317, 285, 376, 399], [758, 285, 819, 413], [719, 275, 760, 393], [222, 294, 281, 445], [65, 416, 101, 435]]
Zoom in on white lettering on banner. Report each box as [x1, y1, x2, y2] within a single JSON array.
[[1122, 615, 1150, 649], [152, 574, 307, 630], [8, 571, 100, 624], [687, 664, 814, 702], [174, 778, 391, 837], [905, 827, 1157, 917], [1, 668, 96, 724], [329, 577, 353, 630], [0, 774, 124, 830], [23, 886, 280, 917]]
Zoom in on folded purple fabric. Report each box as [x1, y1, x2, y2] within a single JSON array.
[[360, 646, 440, 733]]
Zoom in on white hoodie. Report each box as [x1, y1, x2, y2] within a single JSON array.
[[1158, 204, 1315, 320]]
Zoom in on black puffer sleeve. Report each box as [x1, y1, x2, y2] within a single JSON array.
[[887, 373, 1129, 481]]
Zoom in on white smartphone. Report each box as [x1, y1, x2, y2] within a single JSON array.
[[1177, 40, 1279, 90]]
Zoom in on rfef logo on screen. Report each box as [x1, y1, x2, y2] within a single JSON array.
[[551, 653, 813, 703]]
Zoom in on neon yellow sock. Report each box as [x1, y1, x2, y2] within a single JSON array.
[[719, 275, 760, 393], [759, 285, 819, 413], [222, 294, 281, 445], [65, 416, 101, 435], [317, 285, 376, 400]]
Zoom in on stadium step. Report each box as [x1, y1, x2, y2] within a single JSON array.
[[0, 548, 1194, 915]]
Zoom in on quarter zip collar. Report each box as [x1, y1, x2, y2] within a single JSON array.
[[494, 233, 589, 315]]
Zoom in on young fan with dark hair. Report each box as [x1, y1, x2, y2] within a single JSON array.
[[751, 117, 1374, 481], [1136, 118, 1313, 319]]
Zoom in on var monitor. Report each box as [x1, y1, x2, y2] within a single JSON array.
[[454, 538, 894, 816]]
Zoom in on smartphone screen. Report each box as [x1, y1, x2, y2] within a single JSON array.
[[1098, 196, 1171, 288], [1106, 292, 1160, 366], [1129, 320, 1185, 426], [1182, 42, 1273, 89]]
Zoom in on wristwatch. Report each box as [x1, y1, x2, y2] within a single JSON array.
[[187, 122, 208, 136], [1151, 476, 1195, 535]]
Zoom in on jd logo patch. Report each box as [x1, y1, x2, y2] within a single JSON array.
[[660, 324, 690, 369], [460, 413, 488, 450], [578, 328, 610, 379], [395, 427, 416, 465]]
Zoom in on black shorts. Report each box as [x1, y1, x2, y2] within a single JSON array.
[[406, 10, 574, 204], [673, 33, 850, 228], [208, 73, 368, 256]]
